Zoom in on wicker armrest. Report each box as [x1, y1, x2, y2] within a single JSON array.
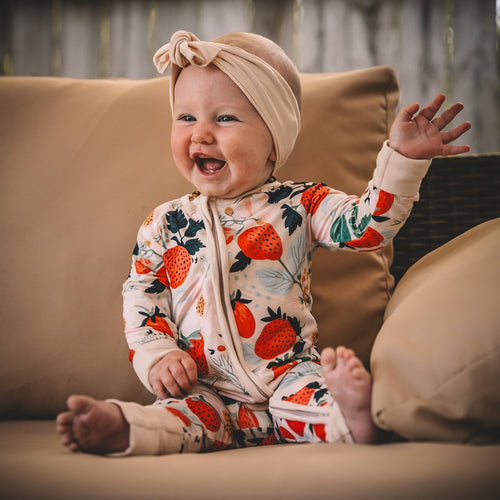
[[391, 154, 500, 282]]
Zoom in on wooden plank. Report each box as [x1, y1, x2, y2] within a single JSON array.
[[452, 0, 498, 153], [156, 0, 251, 49], [0, 1, 13, 76], [302, 0, 375, 72], [60, 0, 102, 78], [3, 0, 499, 154], [379, 0, 448, 107], [199, 0, 251, 41], [251, 0, 296, 62], [10, 0, 52, 76], [155, 0, 202, 73], [109, 0, 153, 78]]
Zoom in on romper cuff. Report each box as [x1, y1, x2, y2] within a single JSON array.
[[132, 340, 183, 393], [106, 400, 185, 456], [373, 140, 432, 197]]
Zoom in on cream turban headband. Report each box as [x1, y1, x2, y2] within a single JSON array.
[[153, 30, 301, 169]]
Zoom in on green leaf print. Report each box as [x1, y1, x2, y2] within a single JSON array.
[[330, 204, 372, 243], [349, 204, 372, 237], [166, 209, 188, 233], [330, 215, 351, 243]]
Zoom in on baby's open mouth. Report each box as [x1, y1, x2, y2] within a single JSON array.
[[195, 156, 226, 174]]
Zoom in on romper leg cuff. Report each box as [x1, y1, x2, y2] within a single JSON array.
[[328, 401, 354, 444], [105, 399, 186, 456]]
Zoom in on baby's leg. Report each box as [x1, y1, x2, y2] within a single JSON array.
[[269, 361, 354, 444], [320, 346, 379, 444], [56, 385, 234, 455], [56, 395, 130, 454]]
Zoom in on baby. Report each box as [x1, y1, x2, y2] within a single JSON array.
[[57, 31, 470, 455]]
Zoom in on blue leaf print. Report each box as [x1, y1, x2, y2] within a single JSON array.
[[287, 230, 306, 276], [256, 268, 295, 295]]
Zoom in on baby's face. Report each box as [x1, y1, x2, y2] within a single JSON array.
[[171, 64, 276, 199]]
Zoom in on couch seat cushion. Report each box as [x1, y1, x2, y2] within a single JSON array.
[[1, 421, 500, 500]]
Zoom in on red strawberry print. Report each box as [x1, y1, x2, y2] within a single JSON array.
[[223, 226, 235, 245], [166, 407, 191, 427], [128, 349, 135, 362], [313, 423, 327, 442], [300, 183, 330, 215], [278, 426, 296, 441], [374, 190, 394, 216], [345, 226, 384, 249], [231, 290, 255, 338], [258, 432, 279, 446], [237, 223, 283, 260], [286, 420, 306, 437], [284, 381, 320, 405], [139, 307, 173, 337], [154, 265, 169, 287], [186, 397, 221, 432], [205, 440, 228, 452], [255, 307, 301, 360], [186, 333, 209, 378], [269, 360, 299, 380], [163, 245, 191, 288], [134, 258, 153, 274], [146, 316, 173, 337], [255, 318, 296, 359], [237, 406, 259, 429]]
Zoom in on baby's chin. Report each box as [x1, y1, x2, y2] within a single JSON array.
[[194, 181, 258, 199]]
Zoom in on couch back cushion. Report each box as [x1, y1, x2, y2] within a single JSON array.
[[0, 67, 398, 417]]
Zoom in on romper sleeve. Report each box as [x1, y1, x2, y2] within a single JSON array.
[[122, 205, 182, 393], [309, 141, 431, 250]]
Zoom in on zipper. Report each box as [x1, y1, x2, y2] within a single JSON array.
[[201, 196, 272, 402]]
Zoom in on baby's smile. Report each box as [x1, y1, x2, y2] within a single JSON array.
[[195, 155, 227, 174]]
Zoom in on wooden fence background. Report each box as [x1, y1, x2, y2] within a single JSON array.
[[1, 0, 498, 153]]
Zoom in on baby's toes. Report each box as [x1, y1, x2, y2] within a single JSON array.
[[346, 355, 363, 370], [56, 412, 73, 434], [320, 346, 337, 371]]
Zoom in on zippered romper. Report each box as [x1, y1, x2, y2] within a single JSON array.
[[114, 142, 430, 455]]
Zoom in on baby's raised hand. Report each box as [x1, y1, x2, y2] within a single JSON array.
[[389, 94, 471, 159], [148, 350, 198, 399]]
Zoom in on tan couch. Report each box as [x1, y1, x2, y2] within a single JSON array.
[[1, 67, 499, 499]]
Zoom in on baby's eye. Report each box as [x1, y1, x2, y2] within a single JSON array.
[[179, 114, 196, 122], [217, 115, 238, 123]]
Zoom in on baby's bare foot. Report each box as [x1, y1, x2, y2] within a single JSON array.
[[56, 395, 130, 454], [321, 346, 379, 444]]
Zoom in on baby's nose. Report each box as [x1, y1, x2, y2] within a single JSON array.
[[191, 124, 214, 144]]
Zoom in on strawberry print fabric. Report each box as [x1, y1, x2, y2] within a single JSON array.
[[111, 360, 350, 455], [121, 144, 429, 453]]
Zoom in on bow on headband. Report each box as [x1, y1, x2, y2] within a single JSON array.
[[153, 31, 301, 169]]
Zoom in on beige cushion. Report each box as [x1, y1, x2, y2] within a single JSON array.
[[371, 218, 500, 443], [0, 67, 398, 418], [2, 421, 500, 500]]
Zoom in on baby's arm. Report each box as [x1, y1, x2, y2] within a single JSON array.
[[389, 94, 471, 159], [123, 203, 198, 399], [148, 350, 198, 399]]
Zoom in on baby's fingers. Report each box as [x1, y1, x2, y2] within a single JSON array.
[[182, 357, 199, 387], [431, 102, 466, 131], [417, 94, 446, 121], [169, 361, 196, 394], [440, 121, 471, 145]]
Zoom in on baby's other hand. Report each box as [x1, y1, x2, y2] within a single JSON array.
[[148, 350, 198, 399], [389, 94, 471, 159]]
